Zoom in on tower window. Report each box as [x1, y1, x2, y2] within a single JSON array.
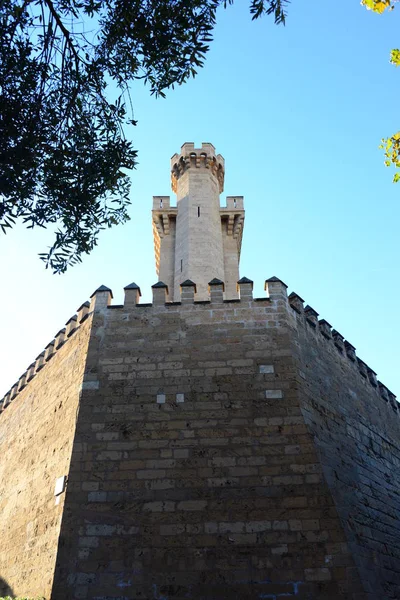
[[160, 199, 163, 208], [233, 198, 237, 208], [198, 206, 200, 217], [180, 259, 183, 272]]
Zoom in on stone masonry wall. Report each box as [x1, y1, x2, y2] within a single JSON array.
[[0, 315, 92, 599], [51, 282, 365, 600], [288, 301, 400, 600]]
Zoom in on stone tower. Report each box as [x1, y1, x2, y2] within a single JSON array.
[[0, 144, 399, 600], [152, 142, 244, 300]]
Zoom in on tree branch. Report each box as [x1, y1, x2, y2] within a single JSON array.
[[42, 0, 81, 69]]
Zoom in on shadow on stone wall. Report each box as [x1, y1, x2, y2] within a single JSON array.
[[0, 577, 14, 597]]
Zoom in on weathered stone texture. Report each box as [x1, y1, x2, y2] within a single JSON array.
[[0, 317, 92, 599], [1, 281, 398, 600], [291, 309, 400, 600], [51, 288, 367, 600]]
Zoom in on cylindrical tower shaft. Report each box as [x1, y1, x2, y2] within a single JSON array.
[[171, 143, 225, 301]]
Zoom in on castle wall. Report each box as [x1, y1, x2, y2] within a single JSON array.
[[0, 316, 92, 599], [289, 302, 400, 600], [50, 283, 365, 600]]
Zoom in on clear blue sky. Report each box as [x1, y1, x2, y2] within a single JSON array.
[[0, 0, 399, 397]]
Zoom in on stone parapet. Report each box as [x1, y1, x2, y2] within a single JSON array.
[[287, 288, 397, 413], [0, 297, 96, 415], [171, 142, 225, 193], [1, 277, 397, 422]]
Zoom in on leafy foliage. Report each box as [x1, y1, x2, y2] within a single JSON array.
[[380, 133, 400, 182], [361, 0, 395, 13], [361, 0, 400, 182], [0, 0, 289, 272]]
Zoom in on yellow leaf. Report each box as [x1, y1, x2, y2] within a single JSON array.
[[390, 49, 400, 65], [361, 0, 394, 13]]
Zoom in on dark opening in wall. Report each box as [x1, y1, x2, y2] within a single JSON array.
[[198, 206, 200, 217]]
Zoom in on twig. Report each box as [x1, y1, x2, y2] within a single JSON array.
[[43, 0, 81, 70]]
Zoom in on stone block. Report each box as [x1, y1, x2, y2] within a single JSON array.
[[265, 389, 283, 399], [259, 364, 274, 374]]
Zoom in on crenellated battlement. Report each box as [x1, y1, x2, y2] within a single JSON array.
[[1, 277, 397, 418], [170, 142, 225, 194], [0, 298, 91, 413], [287, 287, 398, 413]]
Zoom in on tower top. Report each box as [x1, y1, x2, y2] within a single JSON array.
[[154, 143, 244, 300], [171, 142, 225, 194]]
